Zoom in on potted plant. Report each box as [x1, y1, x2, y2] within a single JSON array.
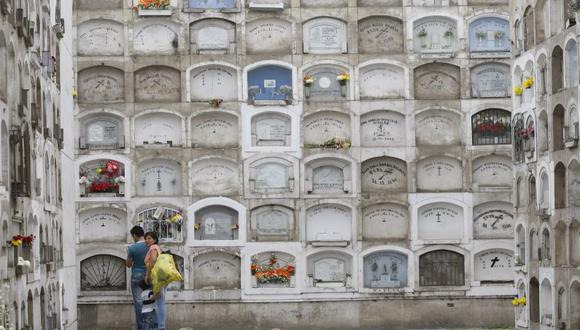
[[248, 85, 260, 104], [418, 29, 428, 48], [279, 85, 293, 105], [476, 31, 486, 47], [134, 0, 172, 16], [495, 31, 505, 47]]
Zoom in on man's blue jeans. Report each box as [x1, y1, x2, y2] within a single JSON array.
[[131, 272, 146, 330], [156, 286, 167, 329]]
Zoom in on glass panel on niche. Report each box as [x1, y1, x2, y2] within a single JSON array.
[[469, 17, 510, 53], [79, 159, 125, 197], [413, 17, 458, 53], [363, 251, 407, 288], [308, 253, 351, 287], [137, 206, 184, 243], [195, 206, 238, 240], [247, 65, 292, 102], [471, 109, 511, 145], [304, 67, 347, 101], [251, 252, 296, 288], [188, 0, 237, 9], [80, 255, 127, 291], [134, 113, 182, 146], [81, 116, 124, 149], [251, 113, 291, 146], [137, 160, 182, 196]]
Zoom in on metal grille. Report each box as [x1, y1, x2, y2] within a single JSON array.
[[138, 207, 183, 243], [80, 255, 126, 291], [472, 109, 511, 145], [513, 118, 525, 163], [419, 250, 464, 286]]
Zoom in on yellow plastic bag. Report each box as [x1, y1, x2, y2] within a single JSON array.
[[151, 253, 183, 294]]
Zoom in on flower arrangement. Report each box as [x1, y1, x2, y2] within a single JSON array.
[[476, 31, 486, 39], [518, 126, 535, 139], [336, 72, 350, 85], [522, 76, 534, 89], [303, 75, 315, 86], [194, 223, 201, 230], [9, 235, 35, 247], [473, 121, 510, 134], [80, 160, 124, 194], [514, 86, 523, 96], [134, 0, 170, 10], [512, 296, 527, 306], [169, 213, 183, 223], [495, 31, 505, 39], [251, 254, 296, 284], [209, 98, 223, 108]]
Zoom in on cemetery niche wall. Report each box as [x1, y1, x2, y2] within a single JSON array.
[[361, 157, 407, 193], [413, 16, 458, 54], [470, 63, 510, 98], [302, 18, 347, 54], [78, 66, 125, 104], [78, 159, 126, 197], [363, 251, 408, 290], [415, 109, 461, 145], [306, 203, 352, 246], [473, 249, 514, 282], [134, 66, 181, 102], [247, 65, 293, 103], [136, 159, 182, 196], [80, 255, 127, 292], [473, 202, 513, 239], [413, 63, 460, 100], [472, 155, 512, 188], [192, 251, 241, 290], [79, 113, 125, 150], [303, 111, 351, 146], [304, 157, 352, 195], [78, 207, 126, 243], [247, 156, 296, 196], [246, 19, 293, 54], [191, 112, 239, 148], [362, 203, 408, 241], [250, 252, 296, 288], [307, 251, 352, 288], [417, 202, 464, 241], [360, 110, 405, 147], [468, 17, 510, 54], [134, 112, 183, 147], [359, 63, 405, 99], [186, 0, 238, 10], [250, 205, 294, 241], [190, 158, 239, 196], [194, 205, 239, 241], [251, 112, 291, 147], [416, 156, 462, 191]]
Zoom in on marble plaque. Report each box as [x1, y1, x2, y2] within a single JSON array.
[[79, 208, 126, 243], [253, 206, 291, 238], [362, 203, 408, 240], [415, 110, 461, 145], [196, 206, 236, 240], [413, 17, 458, 52], [360, 111, 405, 146], [78, 67, 125, 103], [191, 113, 238, 148], [190, 158, 238, 195], [314, 258, 346, 282], [255, 162, 288, 189], [473, 202, 513, 239], [134, 20, 179, 55], [472, 156, 512, 187], [418, 203, 463, 240], [246, 19, 292, 54], [134, 113, 182, 146], [414, 63, 460, 100], [469, 17, 510, 53], [474, 250, 513, 282], [190, 19, 236, 53], [358, 16, 404, 54], [303, 18, 347, 54], [363, 251, 407, 288], [359, 64, 405, 99], [361, 157, 407, 192], [306, 204, 351, 242], [417, 156, 462, 191], [312, 165, 344, 193], [304, 112, 350, 145], [137, 160, 182, 196], [134, 66, 181, 102], [78, 20, 124, 56], [77, 0, 123, 9], [188, 0, 237, 9], [83, 116, 122, 148], [471, 63, 510, 98], [305, 67, 346, 101], [193, 252, 240, 289], [252, 113, 291, 146], [190, 65, 237, 101]]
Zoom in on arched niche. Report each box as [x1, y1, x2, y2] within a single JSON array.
[[471, 109, 511, 145], [305, 157, 352, 194], [190, 19, 236, 54], [0, 33, 6, 100], [306, 204, 352, 246], [303, 111, 350, 145], [540, 171, 549, 209], [78, 66, 124, 103], [250, 205, 294, 241], [136, 159, 182, 196], [78, 19, 124, 56], [80, 255, 127, 291], [361, 156, 407, 193], [250, 251, 296, 288], [79, 113, 125, 150], [136, 206, 184, 243], [417, 202, 464, 241], [134, 112, 182, 146], [134, 66, 181, 102], [553, 105, 565, 151], [246, 19, 292, 54], [540, 279, 554, 324], [516, 225, 526, 264], [190, 158, 239, 196], [419, 250, 464, 286], [192, 251, 240, 289], [251, 112, 291, 146], [247, 65, 293, 102], [194, 205, 239, 241], [79, 159, 125, 197], [191, 112, 239, 148], [416, 156, 462, 192], [414, 63, 460, 100], [470, 63, 510, 98], [303, 66, 349, 101], [534, 112, 545, 153], [302, 17, 347, 54], [359, 63, 405, 99], [363, 251, 408, 289], [357, 16, 404, 54], [555, 221, 566, 266], [307, 251, 352, 287], [413, 16, 458, 53], [569, 160, 580, 209], [78, 207, 126, 243], [362, 203, 408, 240], [133, 19, 179, 55], [473, 249, 514, 282], [537, 55, 547, 96], [571, 281, 580, 328], [468, 17, 510, 53], [472, 155, 512, 188], [555, 162, 566, 209], [553, 46, 564, 93], [513, 117, 525, 163], [248, 157, 295, 194], [415, 109, 461, 145], [523, 7, 534, 51], [473, 202, 513, 239], [77, 0, 122, 9], [566, 40, 578, 87], [360, 110, 405, 147], [189, 65, 238, 101]]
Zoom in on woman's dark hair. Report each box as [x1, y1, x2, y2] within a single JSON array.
[[144, 231, 159, 244]]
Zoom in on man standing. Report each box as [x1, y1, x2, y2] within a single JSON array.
[[126, 226, 149, 330]]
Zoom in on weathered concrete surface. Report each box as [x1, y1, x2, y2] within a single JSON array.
[[78, 297, 513, 330]]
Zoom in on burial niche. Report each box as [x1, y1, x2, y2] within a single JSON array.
[[194, 205, 239, 241], [79, 114, 124, 150], [251, 112, 291, 147], [78, 20, 124, 56], [191, 112, 238, 148], [473, 202, 514, 239], [357, 16, 404, 54], [305, 158, 352, 194], [415, 109, 461, 145], [363, 251, 408, 289], [472, 109, 511, 145], [360, 110, 405, 147], [416, 156, 462, 191], [80, 255, 127, 291], [362, 203, 408, 240], [134, 112, 182, 146], [133, 20, 179, 55], [250, 205, 294, 241], [187, 0, 237, 10], [469, 17, 510, 53], [306, 204, 351, 246], [414, 63, 460, 100], [303, 111, 350, 146], [302, 18, 347, 54], [78, 66, 125, 104], [361, 157, 407, 193], [190, 65, 237, 101], [79, 159, 125, 197], [134, 66, 181, 102], [247, 65, 293, 102], [192, 251, 241, 290], [137, 206, 184, 243], [413, 16, 458, 53], [248, 157, 295, 194], [359, 64, 405, 99], [470, 63, 510, 98], [417, 202, 464, 241], [246, 19, 292, 54], [251, 252, 296, 288], [77, 0, 122, 9], [190, 19, 236, 54], [307, 252, 352, 287], [136, 160, 182, 196], [474, 250, 513, 282], [472, 155, 512, 188], [190, 158, 239, 196], [79, 208, 126, 243], [419, 250, 464, 286], [303, 66, 348, 101]]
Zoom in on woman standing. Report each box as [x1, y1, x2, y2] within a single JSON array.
[[144, 231, 167, 330]]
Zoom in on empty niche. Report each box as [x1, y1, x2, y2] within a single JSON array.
[[134, 112, 182, 146], [307, 252, 352, 287], [134, 66, 181, 102], [247, 65, 293, 102], [362, 203, 408, 241], [415, 109, 461, 145], [246, 19, 292, 54], [361, 157, 407, 193], [357, 16, 404, 54], [191, 112, 239, 148], [474, 249, 514, 282], [190, 19, 236, 54], [190, 65, 238, 101], [470, 63, 510, 98], [301, 0, 347, 7], [250, 205, 294, 241], [302, 18, 347, 54], [417, 202, 464, 241], [133, 19, 179, 55], [468, 17, 510, 53], [416, 156, 462, 192], [136, 159, 182, 196], [413, 16, 458, 53], [306, 204, 352, 246], [305, 158, 352, 194], [414, 63, 460, 100], [303, 66, 349, 101], [363, 251, 408, 289], [473, 202, 513, 240], [78, 66, 125, 104], [79, 113, 124, 150], [472, 155, 512, 188], [80, 255, 126, 291], [190, 158, 239, 195], [192, 252, 240, 290], [250, 252, 296, 288], [359, 64, 405, 99], [251, 112, 291, 146], [248, 157, 295, 194], [79, 207, 126, 243], [360, 110, 405, 147], [194, 205, 239, 241], [77, 0, 123, 10], [78, 19, 124, 56], [303, 111, 350, 146]]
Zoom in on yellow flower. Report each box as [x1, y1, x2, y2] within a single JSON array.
[[522, 77, 534, 89], [336, 73, 350, 81], [514, 87, 523, 96]]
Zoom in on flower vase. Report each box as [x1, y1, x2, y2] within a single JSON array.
[[117, 182, 125, 197], [304, 85, 311, 98], [79, 183, 87, 197]]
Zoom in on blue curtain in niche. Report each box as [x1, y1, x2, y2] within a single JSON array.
[[189, 0, 236, 9], [469, 17, 510, 53], [248, 65, 293, 101]]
